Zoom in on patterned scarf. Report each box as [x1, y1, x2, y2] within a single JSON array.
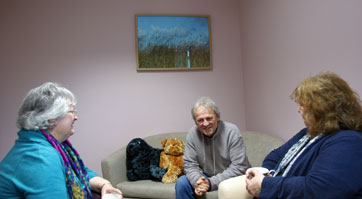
[[273, 133, 323, 177], [41, 130, 92, 199]]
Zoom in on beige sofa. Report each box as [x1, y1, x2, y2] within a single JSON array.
[[101, 131, 283, 199]]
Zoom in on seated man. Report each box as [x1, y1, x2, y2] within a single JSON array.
[[176, 97, 251, 199]]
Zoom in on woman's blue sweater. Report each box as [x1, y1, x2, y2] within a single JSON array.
[[260, 128, 362, 199], [0, 129, 98, 198]]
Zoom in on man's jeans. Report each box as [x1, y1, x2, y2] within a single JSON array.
[[175, 175, 209, 199]]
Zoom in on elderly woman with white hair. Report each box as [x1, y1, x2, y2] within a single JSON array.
[[0, 82, 122, 199]]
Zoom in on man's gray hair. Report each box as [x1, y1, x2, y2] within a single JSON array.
[[191, 97, 220, 121], [16, 82, 76, 130]]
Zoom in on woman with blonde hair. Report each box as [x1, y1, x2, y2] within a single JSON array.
[[220, 72, 362, 199]]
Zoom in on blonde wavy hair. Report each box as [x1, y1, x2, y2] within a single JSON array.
[[290, 72, 362, 137]]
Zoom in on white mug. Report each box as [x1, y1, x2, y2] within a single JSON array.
[[103, 193, 121, 199], [251, 167, 269, 175]]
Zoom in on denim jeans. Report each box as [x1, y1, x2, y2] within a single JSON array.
[[175, 175, 194, 199], [175, 175, 209, 199]]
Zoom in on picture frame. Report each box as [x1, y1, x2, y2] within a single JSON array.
[[136, 15, 212, 71]]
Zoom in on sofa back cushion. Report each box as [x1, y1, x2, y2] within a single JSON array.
[[143, 131, 283, 167], [242, 131, 283, 167]]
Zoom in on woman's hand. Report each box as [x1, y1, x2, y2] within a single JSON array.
[[101, 183, 123, 198], [90, 177, 123, 199], [245, 168, 265, 197]]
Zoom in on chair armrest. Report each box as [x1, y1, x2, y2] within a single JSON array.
[[101, 146, 128, 186]]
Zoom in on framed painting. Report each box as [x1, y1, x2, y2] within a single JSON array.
[[136, 15, 212, 71]]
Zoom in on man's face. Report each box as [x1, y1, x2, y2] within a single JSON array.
[[194, 106, 219, 137]]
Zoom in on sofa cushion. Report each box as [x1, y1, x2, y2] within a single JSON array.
[[117, 179, 218, 199]]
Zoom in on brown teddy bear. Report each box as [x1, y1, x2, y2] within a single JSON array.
[[159, 138, 185, 183]]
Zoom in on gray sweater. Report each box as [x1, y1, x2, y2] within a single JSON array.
[[183, 120, 251, 191]]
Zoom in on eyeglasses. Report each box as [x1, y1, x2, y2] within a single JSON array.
[[68, 110, 77, 115]]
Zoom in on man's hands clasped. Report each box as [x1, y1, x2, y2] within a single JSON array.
[[194, 176, 210, 196]]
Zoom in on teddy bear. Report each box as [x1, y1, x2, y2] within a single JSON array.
[[126, 138, 166, 181], [159, 138, 185, 183]]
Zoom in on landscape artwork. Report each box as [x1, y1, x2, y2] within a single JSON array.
[[136, 15, 212, 71]]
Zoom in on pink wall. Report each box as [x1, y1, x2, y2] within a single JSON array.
[[0, 0, 245, 174], [241, 0, 362, 140], [3, 0, 362, 176]]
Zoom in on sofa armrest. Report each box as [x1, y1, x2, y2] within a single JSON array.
[[101, 146, 128, 186]]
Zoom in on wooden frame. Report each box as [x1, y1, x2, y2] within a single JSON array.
[[136, 15, 212, 71]]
